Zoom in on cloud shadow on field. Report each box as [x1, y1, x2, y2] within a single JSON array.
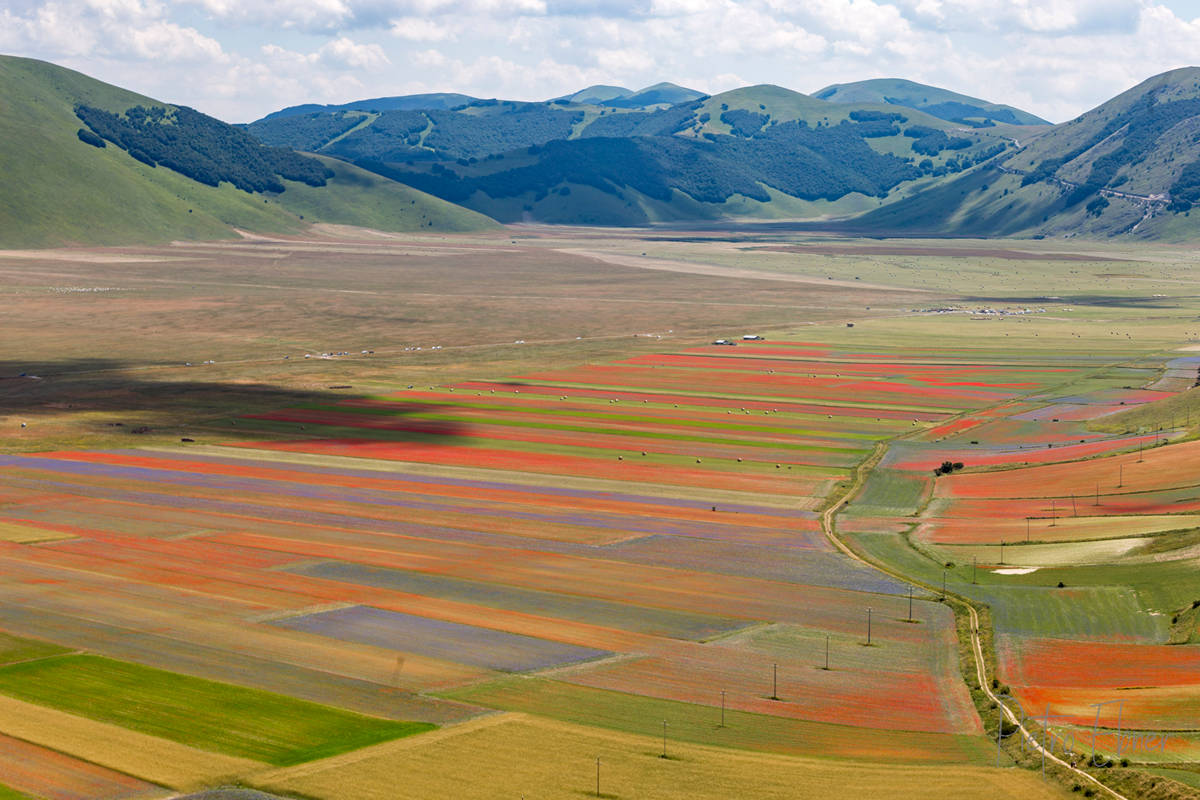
[[0, 358, 468, 448]]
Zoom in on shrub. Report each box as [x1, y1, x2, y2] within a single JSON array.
[[76, 128, 106, 148], [1086, 196, 1110, 217]]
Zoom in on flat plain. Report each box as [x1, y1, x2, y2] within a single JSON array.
[[4, 227, 1200, 798]]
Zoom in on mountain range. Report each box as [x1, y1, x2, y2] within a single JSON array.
[[244, 80, 1027, 226], [6, 53, 1200, 245]]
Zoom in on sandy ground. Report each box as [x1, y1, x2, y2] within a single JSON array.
[[558, 248, 925, 292], [0, 250, 173, 263]]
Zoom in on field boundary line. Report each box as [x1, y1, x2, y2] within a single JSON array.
[[254, 710, 518, 783], [0, 692, 266, 790], [0, 650, 84, 669]]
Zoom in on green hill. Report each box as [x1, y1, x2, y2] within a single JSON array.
[[847, 68, 1200, 239], [814, 78, 1050, 126], [554, 85, 634, 104], [0, 55, 496, 249], [258, 93, 478, 122], [242, 68, 1200, 237], [605, 82, 706, 108], [252, 82, 1015, 225]]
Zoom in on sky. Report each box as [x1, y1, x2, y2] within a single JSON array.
[[3, 0, 1200, 123]]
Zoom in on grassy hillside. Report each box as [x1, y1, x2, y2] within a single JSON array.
[[814, 78, 1050, 126], [606, 82, 706, 108], [555, 84, 633, 104], [849, 68, 1200, 239], [0, 55, 495, 248], [262, 82, 1015, 226], [274, 156, 496, 231], [242, 68, 1200, 236], [259, 93, 477, 122]]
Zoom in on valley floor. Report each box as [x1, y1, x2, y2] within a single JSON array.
[[1, 227, 1198, 799]]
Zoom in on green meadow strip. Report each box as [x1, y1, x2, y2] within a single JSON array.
[[293, 405, 873, 454], [0, 632, 72, 667], [694, 352, 1098, 370], [490, 380, 969, 414], [0, 655, 433, 766], [0, 785, 33, 800], [353, 396, 899, 438], [238, 419, 857, 474]]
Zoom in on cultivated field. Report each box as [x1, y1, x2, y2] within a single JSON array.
[[3, 228, 1200, 798]]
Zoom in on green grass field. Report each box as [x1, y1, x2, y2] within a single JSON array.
[[0, 632, 71, 666], [842, 468, 930, 517], [846, 531, 1172, 642], [0, 784, 32, 800], [0, 655, 434, 765], [971, 585, 1166, 642]]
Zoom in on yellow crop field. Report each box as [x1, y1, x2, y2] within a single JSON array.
[[0, 522, 73, 543], [0, 693, 266, 790], [260, 713, 1073, 800]]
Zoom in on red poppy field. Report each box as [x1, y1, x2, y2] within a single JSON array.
[[6, 264, 1200, 796], [0, 335, 1093, 771]]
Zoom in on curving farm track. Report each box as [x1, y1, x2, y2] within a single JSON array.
[[821, 439, 1130, 800]]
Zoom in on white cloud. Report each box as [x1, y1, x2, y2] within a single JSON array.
[[317, 36, 390, 69], [0, 0, 227, 62], [3, 0, 1200, 123], [184, 0, 354, 32], [390, 16, 455, 40]]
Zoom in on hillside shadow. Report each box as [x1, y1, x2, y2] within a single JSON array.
[[0, 359, 467, 446]]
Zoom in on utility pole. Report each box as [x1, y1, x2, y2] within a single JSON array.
[[1119, 463, 1124, 487], [973, 556, 977, 584], [1095, 483, 1100, 506], [771, 663, 778, 700], [824, 634, 830, 670], [1071, 494, 1077, 516], [720, 690, 726, 727], [390, 655, 405, 693], [1000, 541, 1005, 565], [1026, 516, 1030, 542], [941, 567, 947, 599], [867, 607, 872, 645], [661, 720, 668, 758], [908, 585, 914, 621], [596, 757, 601, 797], [1050, 499, 1056, 527]]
